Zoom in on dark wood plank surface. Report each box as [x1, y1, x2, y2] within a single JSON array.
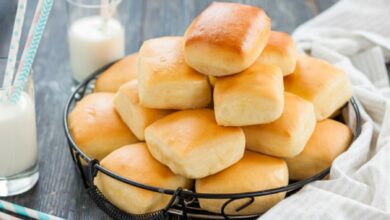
[[2, 0, 338, 219]]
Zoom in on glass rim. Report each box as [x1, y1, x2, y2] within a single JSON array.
[[0, 74, 34, 91], [0, 73, 34, 104], [0, 57, 34, 81], [0, 70, 34, 91], [66, 0, 122, 9]]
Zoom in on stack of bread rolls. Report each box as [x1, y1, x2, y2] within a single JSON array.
[[68, 2, 354, 216]]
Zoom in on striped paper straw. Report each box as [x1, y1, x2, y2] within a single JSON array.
[[0, 200, 64, 220], [0, 211, 22, 220], [100, 0, 110, 19], [10, 0, 53, 103], [110, 0, 122, 16], [2, 0, 27, 90], [14, 0, 44, 81], [100, 0, 121, 22]]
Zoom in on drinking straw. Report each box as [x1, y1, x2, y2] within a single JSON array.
[[0, 210, 22, 220], [14, 0, 43, 80], [110, 0, 121, 16], [100, 0, 121, 32], [10, 0, 53, 104], [1, 212, 21, 220], [100, 0, 110, 32], [100, 0, 110, 18], [10, 0, 46, 103], [0, 200, 64, 220], [15, 0, 43, 77], [2, 0, 27, 94]]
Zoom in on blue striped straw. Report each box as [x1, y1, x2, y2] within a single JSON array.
[[0, 200, 64, 220], [2, 0, 27, 89], [0, 211, 22, 220], [10, 0, 54, 104]]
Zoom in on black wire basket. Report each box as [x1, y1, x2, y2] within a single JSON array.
[[63, 61, 362, 220]]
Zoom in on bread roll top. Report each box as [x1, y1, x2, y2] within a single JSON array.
[[184, 2, 271, 76], [256, 31, 297, 76], [95, 53, 138, 92], [68, 93, 138, 160], [285, 119, 353, 180], [284, 55, 352, 120]]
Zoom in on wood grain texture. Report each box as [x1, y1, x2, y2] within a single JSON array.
[[2, 0, 338, 219], [0, 1, 17, 58]]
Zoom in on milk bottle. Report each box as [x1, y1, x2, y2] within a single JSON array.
[[0, 91, 37, 177], [68, 16, 125, 82]]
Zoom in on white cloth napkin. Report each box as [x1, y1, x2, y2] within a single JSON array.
[[260, 0, 390, 219]]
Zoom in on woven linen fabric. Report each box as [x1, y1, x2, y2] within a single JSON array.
[[260, 0, 390, 219]]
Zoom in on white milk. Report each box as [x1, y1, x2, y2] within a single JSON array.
[[68, 16, 125, 82], [0, 92, 37, 177]]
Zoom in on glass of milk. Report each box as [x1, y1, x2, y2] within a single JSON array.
[[66, 0, 126, 82], [0, 59, 39, 196]]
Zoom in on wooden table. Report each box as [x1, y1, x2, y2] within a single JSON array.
[[2, 0, 338, 219]]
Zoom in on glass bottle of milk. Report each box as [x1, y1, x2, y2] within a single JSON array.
[[66, 0, 125, 82], [0, 61, 39, 196]]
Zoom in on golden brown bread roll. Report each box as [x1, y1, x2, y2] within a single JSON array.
[[144, 109, 245, 179], [243, 92, 316, 158], [284, 55, 353, 121], [138, 36, 211, 109], [208, 75, 217, 87], [214, 63, 284, 126], [285, 119, 352, 180], [184, 2, 271, 76], [94, 53, 138, 92], [196, 151, 288, 215], [68, 93, 139, 160], [256, 31, 297, 76], [95, 143, 192, 214], [113, 80, 173, 140]]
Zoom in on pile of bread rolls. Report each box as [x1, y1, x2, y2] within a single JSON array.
[[68, 2, 354, 216]]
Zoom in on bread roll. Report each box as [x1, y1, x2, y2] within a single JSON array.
[[113, 80, 173, 140], [95, 143, 192, 214], [256, 31, 297, 76], [68, 93, 138, 160], [208, 75, 217, 87], [284, 55, 353, 121], [145, 109, 245, 179], [95, 53, 138, 92], [184, 2, 271, 76], [214, 63, 284, 126], [138, 36, 211, 109], [196, 151, 288, 215], [285, 119, 352, 180], [243, 92, 316, 158]]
